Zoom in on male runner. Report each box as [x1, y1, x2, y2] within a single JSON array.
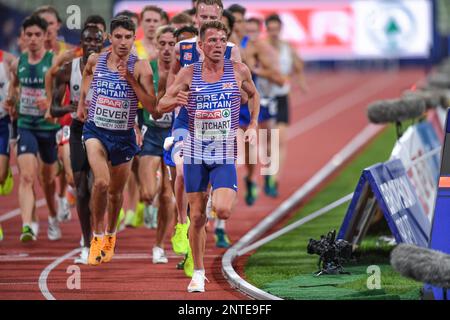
[[76, 16, 155, 266], [167, 0, 241, 260], [46, 25, 104, 263], [139, 26, 177, 263], [265, 13, 308, 195], [6, 15, 61, 242], [158, 21, 260, 292], [136, 6, 165, 61], [34, 6, 72, 55]]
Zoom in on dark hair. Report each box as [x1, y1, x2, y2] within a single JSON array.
[[246, 17, 262, 28], [196, 0, 224, 12], [140, 5, 164, 20], [228, 4, 246, 16], [110, 16, 136, 34], [115, 10, 139, 24], [174, 25, 198, 39], [222, 9, 235, 36], [161, 10, 169, 23], [34, 5, 62, 23], [22, 14, 48, 32], [184, 8, 196, 16], [200, 20, 228, 40], [170, 12, 193, 26], [84, 15, 107, 32], [265, 13, 282, 27]]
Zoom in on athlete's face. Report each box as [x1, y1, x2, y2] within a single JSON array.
[[157, 32, 176, 64], [195, 4, 222, 27], [141, 10, 162, 39], [110, 27, 135, 58], [231, 12, 245, 38], [24, 25, 46, 52], [246, 21, 260, 42], [266, 20, 281, 41], [81, 29, 104, 60], [85, 23, 107, 42], [39, 12, 60, 41], [200, 28, 227, 62]]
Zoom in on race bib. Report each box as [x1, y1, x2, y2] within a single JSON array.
[[93, 95, 130, 130], [19, 87, 46, 116], [194, 108, 231, 141]]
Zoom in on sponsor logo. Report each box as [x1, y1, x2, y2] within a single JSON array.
[[195, 110, 222, 120], [181, 44, 193, 50], [97, 96, 128, 109]]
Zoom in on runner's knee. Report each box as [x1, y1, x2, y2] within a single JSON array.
[[215, 205, 232, 220], [93, 177, 109, 193]]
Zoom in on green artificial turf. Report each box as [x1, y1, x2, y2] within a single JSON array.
[[244, 124, 423, 300]]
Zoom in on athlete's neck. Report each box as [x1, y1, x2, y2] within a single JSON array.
[[203, 58, 224, 73], [109, 51, 129, 67], [28, 48, 46, 62], [46, 37, 59, 54], [158, 57, 171, 71]]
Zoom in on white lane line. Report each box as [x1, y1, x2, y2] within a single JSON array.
[[0, 199, 46, 223], [38, 248, 81, 300]]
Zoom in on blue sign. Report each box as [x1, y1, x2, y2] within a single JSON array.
[[338, 159, 431, 247]]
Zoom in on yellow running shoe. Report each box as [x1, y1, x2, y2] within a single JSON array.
[[124, 209, 135, 227], [184, 245, 194, 278], [0, 168, 13, 196], [88, 236, 103, 266], [171, 218, 190, 255], [101, 234, 116, 263], [116, 208, 125, 231], [0, 224, 3, 241], [131, 201, 145, 227]]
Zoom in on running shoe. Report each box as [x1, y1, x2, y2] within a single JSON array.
[[116, 208, 126, 231], [152, 246, 168, 264], [177, 254, 188, 270], [101, 234, 116, 263], [245, 177, 258, 206], [188, 270, 209, 293], [57, 196, 71, 222], [144, 205, 152, 228], [47, 217, 62, 241], [0, 224, 3, 241], [0, 168, 13, 196], [31, 221, 39, 239], [88, 236, 103, 266], [184, 245, 194, 278], [124, 209, 135, 227], [129, 201, 145, 228], [20, 225, 36, 242], [171, 218, 190, 255], [74, 247, 89, 265], [264, 175, 278, 198], [214, 228, 231, 248]]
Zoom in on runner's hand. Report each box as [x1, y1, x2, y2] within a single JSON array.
[[36, 97, 50, 111], [176, 90, 189, 106], [117, 59, 129, 80], [244, 121, 258, 145], [77, 104, 87, 122], [5, 97, 17, 119]]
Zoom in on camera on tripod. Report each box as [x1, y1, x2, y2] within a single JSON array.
[[307, 230, 353, 276]]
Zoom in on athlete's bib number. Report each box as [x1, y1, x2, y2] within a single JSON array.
[[19, 87, 46, 116], [194, 108, 231, 141], [93, 95, 130, 130]]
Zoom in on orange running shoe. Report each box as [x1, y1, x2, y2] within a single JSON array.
[[88, 236, 103, 266], [101, 235, 117, 263]]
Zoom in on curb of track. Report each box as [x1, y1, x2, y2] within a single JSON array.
[[221, 124, 384, 300]]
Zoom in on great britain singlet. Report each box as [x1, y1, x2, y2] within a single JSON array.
[[87, 51, 139, 131], [185, 59, 241, 163], [0, 50, 10, 119]]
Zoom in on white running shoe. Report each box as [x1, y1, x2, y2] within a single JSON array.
[[31, 221, 39, 239], [152, 246, 168, 264], [57, 196, 71, 222], [188, 270, 209, 293], [74, 247, 89, 264], [47, 217, 62, 241]]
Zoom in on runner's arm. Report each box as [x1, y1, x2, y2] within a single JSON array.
[[157, 66, 192, 113], [5, 57, 19, 117], [237, 62, 260, 126], [230, 45, 242, 63], [252, 41, 286, 86], [122, 59, 156, 114], [290, 43, 308, 93], [76, 53, 97, 121], [50, 63, 75, 117]]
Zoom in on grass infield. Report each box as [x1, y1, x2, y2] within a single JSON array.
[[244, 124, 423, 300]]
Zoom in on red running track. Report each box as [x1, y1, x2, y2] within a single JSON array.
[[0, 69, 425, 300]]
